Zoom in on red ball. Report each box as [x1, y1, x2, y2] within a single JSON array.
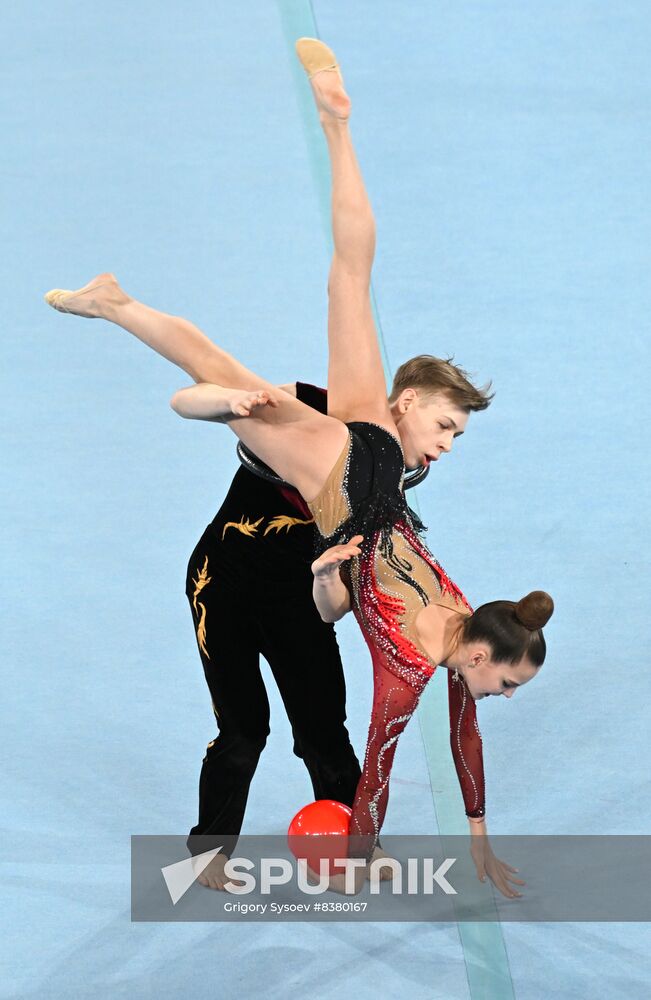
[[288, 800, 351, 876]]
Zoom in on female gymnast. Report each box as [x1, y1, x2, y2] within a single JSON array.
[[45, 38, 553, 895]]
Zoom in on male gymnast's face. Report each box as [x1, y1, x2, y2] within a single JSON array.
[[391, 390, 469, 471], [462, 652, 539, 701]]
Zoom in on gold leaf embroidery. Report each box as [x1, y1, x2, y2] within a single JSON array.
[[264, 514, 315, 536], [196, 601, 210, 658], [191, 555, 211, 614], [190, 556, 212, 657], [221, 515, 264, 541]]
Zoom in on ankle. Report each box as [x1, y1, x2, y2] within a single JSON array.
[[102, 288, 133, 322]]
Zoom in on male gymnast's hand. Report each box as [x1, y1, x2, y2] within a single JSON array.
[[170, 383, 280, 421], [228, 388, 280, 417], [311, 535, 364, 579]]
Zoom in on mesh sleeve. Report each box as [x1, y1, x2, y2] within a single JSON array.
[[448, 670, 486, 818]]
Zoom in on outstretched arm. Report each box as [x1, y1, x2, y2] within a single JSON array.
[[448, 669, 486, 824], [448, 672, 526, 898]]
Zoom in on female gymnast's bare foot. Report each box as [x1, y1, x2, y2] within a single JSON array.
[[44, 272, 130, 319], [327, 864, 368, 895], [325, 848, 395, 891], [368, 845, 395, 882]]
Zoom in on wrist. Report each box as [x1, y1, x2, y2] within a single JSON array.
[[468, 815, 487, 834], [312, 565, 340, 584], [312, 570, 349, 623]]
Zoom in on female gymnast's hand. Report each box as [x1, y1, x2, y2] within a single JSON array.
[[469, 825, 526, 899], [311, 535, 364, 579]]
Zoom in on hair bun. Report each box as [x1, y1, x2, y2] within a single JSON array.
[[514, 591, 554, 630]]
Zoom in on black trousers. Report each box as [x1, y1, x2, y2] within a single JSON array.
[[184, 527, 363, 858]]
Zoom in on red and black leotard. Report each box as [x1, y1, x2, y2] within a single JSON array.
[[306, 421, 485, 858]]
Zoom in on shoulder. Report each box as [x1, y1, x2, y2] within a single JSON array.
[[347, 420, 404, 463]]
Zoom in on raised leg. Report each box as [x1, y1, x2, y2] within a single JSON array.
[[303, 57, 396, 430], [44, 274, 349, 501], [46, 272, 294, 390], [108, 294, 246, 386]]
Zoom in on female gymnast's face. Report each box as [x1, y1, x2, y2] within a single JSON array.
[[392, 390, 469, 471], [461, 651, 539, 701]]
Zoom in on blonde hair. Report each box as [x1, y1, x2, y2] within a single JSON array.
[[389, 355, 494, 412]]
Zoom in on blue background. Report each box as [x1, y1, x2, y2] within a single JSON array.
[[2, 1, 649, 997]]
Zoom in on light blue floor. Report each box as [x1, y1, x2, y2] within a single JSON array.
[[2, 1, 650, 997]]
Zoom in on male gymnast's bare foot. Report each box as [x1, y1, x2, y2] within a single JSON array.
[[44, 272, 130, 319], [195, 852, 246, 892]]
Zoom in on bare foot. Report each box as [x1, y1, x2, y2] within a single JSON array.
[[301, 860, 366, 894], [195, 852, 246, 892], [309, 69, 352, 124], [367, 845, 395, 882], [322, 848, 395, 891], [44, 272, 130, 319], [326, 864, 368, 895]]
